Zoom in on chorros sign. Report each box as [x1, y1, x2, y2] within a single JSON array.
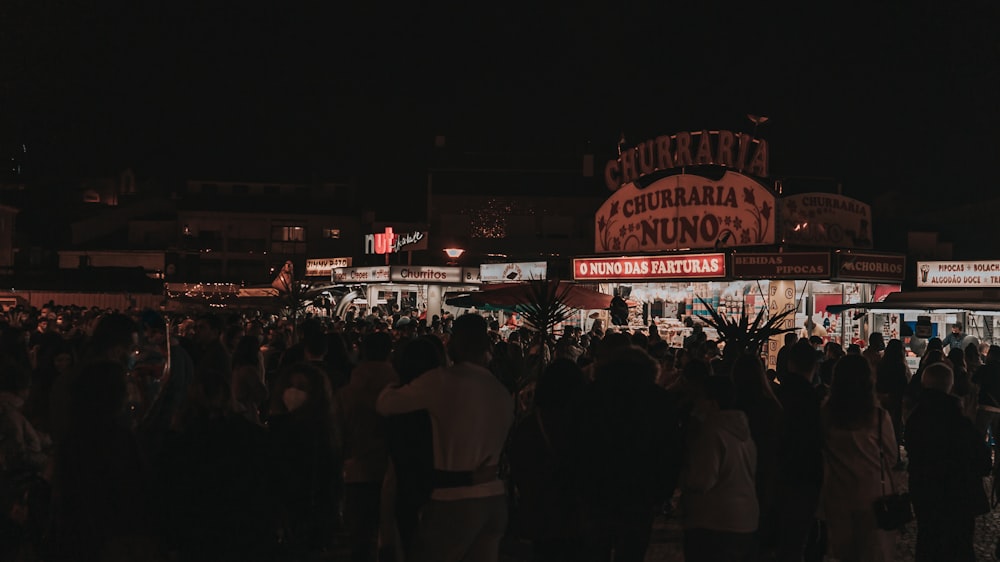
[[574, 254, 726, 282], [595, 171, 776, 253], [834, 253, 905, 282], [917, 261, 1000, 288], [364, 227, 428, 255], [604, 130, 769, 191], [779, 193, 873, 249]]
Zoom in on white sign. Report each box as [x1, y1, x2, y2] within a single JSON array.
[[779, 193, 873, 249], [766, 280, 797, 370], [480, 262, 548, 283], [594, 170, 776, 253], [390, 266, 463, 284], [333, 267, 390, 283], [307, 257, 352, 278], [461, 267, 482, 284], [917, 261, 1000, 288]]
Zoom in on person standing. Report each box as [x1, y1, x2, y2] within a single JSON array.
[[773, 340, 824, 562], [862, 332, 885, 372], [571, 345, 682, 562], [681, 375, 758, 562], [376, 314, 514, 562], [904, 362, 991, 562], [820, 354, 898, 562], [337, 331, 399, 562], [941, 322, 966, 353], [876, 339, 910, 467], [972, 345, 1000, 450]]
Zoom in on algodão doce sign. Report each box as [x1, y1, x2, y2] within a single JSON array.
[[594, 171, 776, 253]]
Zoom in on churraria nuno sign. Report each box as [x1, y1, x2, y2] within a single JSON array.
[[594, 170, 777, 253]]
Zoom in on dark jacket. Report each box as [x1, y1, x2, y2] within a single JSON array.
[[385, 410, 434, 547], [737, 393, 783, 518], [904, 389, 991, 514], [509, 407, 580, 540], [158, 414, 277, 561], [973, 361, 1000, 409], [570, 375, 682, 513], [773, 373, 824, 489]]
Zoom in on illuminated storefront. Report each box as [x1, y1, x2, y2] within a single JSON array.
[[585, 127, 904, 366]]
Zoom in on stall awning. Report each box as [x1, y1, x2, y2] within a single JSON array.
[[445, 280, 614, 310], [826, 289, 1000, 314]]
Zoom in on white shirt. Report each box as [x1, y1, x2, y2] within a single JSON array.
[[376, 361, 514, 501]]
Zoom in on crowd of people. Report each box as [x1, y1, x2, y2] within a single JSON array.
[[0, 302, 997, 562]]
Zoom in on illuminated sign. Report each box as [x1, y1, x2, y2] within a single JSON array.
[[834, 253, 905, 282], [390, 266, 462, 284], [573, 253, 726, 281], [306, 257, 352, 278], [780, 193, 873, 249], [332, 267, 390, 283], [363, 227, 428, 255], [604, 130, 769, 191], [595, 171, 776, 253], [480, 262, 548, 283], [917, 261, 1000, 288], [732, 252, 830, 279]]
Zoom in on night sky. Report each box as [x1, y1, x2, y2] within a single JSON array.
[[3, 2, 996, 210]]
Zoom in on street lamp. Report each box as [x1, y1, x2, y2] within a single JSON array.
[[443, 248, 465, 265]]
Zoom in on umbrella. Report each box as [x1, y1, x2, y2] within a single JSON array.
[[446, 280, 613, 310]]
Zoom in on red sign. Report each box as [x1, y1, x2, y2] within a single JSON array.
[[364, 227, 427, 255], [834, 252, 906, 282], [732, 252, 830, 279], [574, 254, 726, 281]]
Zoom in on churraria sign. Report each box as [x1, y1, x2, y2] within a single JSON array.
[[779, 193, 873, 249], [594, 170, 776, 253]]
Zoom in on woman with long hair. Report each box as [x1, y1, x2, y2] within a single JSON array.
[[385, 335, 446, 558], [819, 341, 845, 388], [876, 339, 910, 465], [731, 353, 783, 558], [948, 348, 976, 417], [820, 354, 899, 562], [268, 361, 342, 558]]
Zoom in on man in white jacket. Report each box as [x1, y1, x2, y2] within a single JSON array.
[[681, 375, 759, 562], [376, 313, 514, 562]]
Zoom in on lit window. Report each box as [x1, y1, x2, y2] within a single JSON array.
[[323, 228, 341, 239], [271, 225, 306, 242]]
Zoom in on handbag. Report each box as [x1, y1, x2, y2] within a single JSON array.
[[873, 408, 913, 530]]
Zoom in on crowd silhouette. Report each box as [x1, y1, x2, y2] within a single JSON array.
[[0, 303, 996, 562]]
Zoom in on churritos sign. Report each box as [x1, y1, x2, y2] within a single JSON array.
[[574, 253, 726, 282], [594, 171, 776, 253], [605, 130, 769, 191], [780, 193, 873, 249]]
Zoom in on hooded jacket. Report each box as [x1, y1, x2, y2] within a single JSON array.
[[681, 409, 758, 533]]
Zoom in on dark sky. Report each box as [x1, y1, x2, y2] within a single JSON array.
[[3, 1, 997, 208]]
